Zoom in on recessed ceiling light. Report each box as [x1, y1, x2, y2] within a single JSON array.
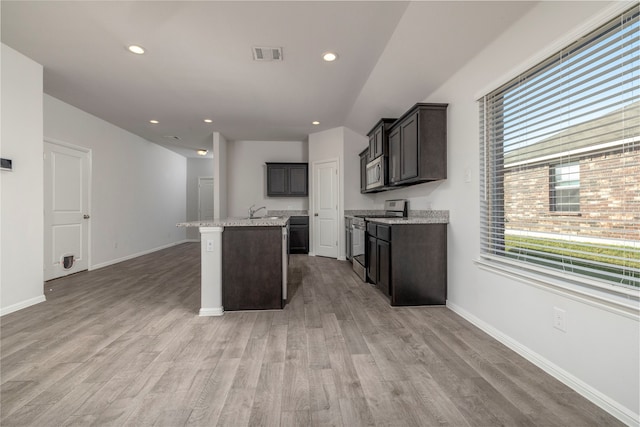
[[312, 121, 320, 125], [128, 45, 145, 55], [204, 119, 213, 123], [149, 119, 159, 124], [322, 52, 338, 62], [197, 149, 208, 156]]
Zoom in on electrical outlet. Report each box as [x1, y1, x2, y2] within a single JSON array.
[[206, 240, 214, 252], [114, 242, 118, 249], [553, 307, 567, 332]]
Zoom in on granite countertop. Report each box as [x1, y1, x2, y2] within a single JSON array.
[[345, 210, 449, 224], [177, 216, 289, 228], [268, 210, 308, 216], [344, 210, 384, 219]]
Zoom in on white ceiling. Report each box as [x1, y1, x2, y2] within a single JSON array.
[[1, 1, 536, 157]]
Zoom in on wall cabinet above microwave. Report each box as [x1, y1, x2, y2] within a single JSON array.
[[266, 163, 308, 197], [367, 118, 396, 162]]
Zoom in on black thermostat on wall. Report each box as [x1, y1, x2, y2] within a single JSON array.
[[1, 158, 13, 171]]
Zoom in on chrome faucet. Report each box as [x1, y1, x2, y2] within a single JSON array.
[[248, 204, 266, 219]]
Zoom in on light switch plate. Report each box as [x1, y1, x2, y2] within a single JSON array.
[[553, 307, 567, 332], [464, 167, 472, 183]]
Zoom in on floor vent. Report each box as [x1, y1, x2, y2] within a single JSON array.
[[253, 46, 283, 61]]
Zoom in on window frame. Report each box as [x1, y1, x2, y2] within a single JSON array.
[[477, 4, 640, 309], [549, 161, 581, 213]]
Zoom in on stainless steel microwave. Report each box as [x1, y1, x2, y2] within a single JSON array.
[[365, 156, 385, 190]]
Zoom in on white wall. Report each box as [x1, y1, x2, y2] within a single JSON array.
[[226, 140, 308, 217], [361, 1, 638, 423], [0, 44, 45, 315], [213, 132, 228, 219], [44, 95, 187, 270], [186, 157, 214, 240]]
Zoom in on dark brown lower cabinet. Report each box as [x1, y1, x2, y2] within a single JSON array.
[[377, 239, 391, 297], [289, 216, 309, 254], [366, 234, 378, 284], [367, 222, 446, 306], [222, 227, 283, 311]]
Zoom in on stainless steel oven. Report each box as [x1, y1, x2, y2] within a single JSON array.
[[365, 156, 385, 191], [351, 199, 408, 283], [345, 217, 352, 262]]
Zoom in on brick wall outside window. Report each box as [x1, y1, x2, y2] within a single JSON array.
[[504, 148, 640, 241]]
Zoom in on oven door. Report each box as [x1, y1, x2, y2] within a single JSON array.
[[365, 156, 385, 190]]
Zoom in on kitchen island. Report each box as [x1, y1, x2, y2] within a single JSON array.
[[177, 216, 289, 316]]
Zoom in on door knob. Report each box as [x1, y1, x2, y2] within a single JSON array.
[[83, 214, 90, 219], [314, 213, 319, 216]]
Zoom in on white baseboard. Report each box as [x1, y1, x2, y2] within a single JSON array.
[[199, 307, 224, 316], [446, 301, 639, 427], [337, 256, 346, 261], [1, 295, 46, 317], [184, 239, 200, 243], [90, 240, 191, 271], [308, 252, 316, 257]]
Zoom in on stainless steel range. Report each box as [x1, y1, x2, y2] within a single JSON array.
[[351, 199, 408, 282]]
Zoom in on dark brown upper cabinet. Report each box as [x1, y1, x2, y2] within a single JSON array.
[[367, 118, 397, 162], [266, 163, 308, 197], [359, 148, 368, 194], [388, 103, 447, 186]]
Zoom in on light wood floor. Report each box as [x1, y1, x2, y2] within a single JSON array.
[[1, 243, 622, 426]]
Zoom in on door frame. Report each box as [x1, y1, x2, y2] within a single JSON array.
[[197, 176, 214, 221], [310, 157, 340, 258], [44, 137, 93, 276]]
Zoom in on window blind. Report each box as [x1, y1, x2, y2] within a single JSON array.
[[480, 5, 639, 289]]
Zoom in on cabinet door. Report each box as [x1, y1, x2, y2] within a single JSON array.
[[374, 126, 383, 158], [360, 151, 368, 193], [377, 239, 391, 297], [289, 224, 309, 254], [288, 165, 308, 196], [267, 165, 288, 196], [367, 235, 377, 284], [368, 134, 376, 161], [400, 112, 419, 181], [388, 127, 401, 184]]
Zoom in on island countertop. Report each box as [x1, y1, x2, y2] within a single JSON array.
[[177, 216, 289, 228]]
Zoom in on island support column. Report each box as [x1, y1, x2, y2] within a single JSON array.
[[199, 226, 224, 316]]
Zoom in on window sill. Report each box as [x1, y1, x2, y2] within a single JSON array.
[[474, 255, 639, 319]]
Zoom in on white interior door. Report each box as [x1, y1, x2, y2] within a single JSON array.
[[44, 141, 90, 281], [313, 159, 338, 258], [198, 177, 214, 221]]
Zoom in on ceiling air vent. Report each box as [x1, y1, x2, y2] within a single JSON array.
[[252, 46, 283, 61]]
